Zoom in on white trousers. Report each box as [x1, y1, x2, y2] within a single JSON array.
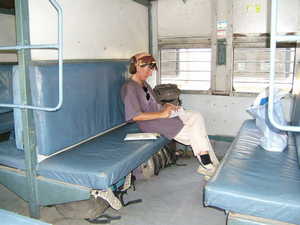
[[174, 110, 219, 166]]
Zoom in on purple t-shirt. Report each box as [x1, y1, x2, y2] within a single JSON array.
[[121, 79, 183, 140]]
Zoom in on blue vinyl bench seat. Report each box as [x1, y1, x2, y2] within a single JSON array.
[[204, 120, 300, 225], [38, 123, 169, 189], [0, 123, 169, 190], [0, 61, 171, 215]]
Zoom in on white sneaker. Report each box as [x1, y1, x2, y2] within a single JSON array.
[[91, 189, 122, 210], [197, 163, 216, 177]]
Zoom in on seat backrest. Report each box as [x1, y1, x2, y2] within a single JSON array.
[[0, 65, 14, 134], [13, 61, 127, 156]]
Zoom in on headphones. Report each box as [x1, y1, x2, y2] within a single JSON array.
[[129, 56, 137, 74], [129, 55, 158, 74]]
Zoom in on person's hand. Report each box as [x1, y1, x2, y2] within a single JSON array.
[[166, 103, 180, 111], [160, 103, 179, 118]]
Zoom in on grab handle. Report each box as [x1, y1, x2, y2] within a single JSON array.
[[268, 0, 300, 132], [0, 0, 63, 111]]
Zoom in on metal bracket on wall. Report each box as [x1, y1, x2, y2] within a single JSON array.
[[217, 39, 226, 65], [132, 0, 150, 7]]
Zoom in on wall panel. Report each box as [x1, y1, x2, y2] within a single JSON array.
[[28, 0, 148, 60], [158, 0, 211, 38], [0, 14, 17, 62]]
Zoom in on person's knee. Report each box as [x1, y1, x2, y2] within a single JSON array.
[[191, 111, 204, 123]]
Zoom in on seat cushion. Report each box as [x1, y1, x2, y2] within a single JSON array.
[[38, 123, 170, 189], [204, 120, 300, 225], [13, 61, 127, 155]]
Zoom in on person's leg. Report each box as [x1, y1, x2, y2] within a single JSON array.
[[177, 110, 218, 163], [174, 110, 219, 175]]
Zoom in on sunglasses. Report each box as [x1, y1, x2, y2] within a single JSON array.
[[140, 62, 157, 70], [143, 86, 150, 101]]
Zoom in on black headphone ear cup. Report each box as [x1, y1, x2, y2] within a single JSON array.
[[129, 56, 137, 74]]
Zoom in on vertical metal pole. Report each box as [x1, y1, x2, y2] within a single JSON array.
[[148, 1, 160, 85], [268, 0, 278, 130], [210, 0, 217, 93], [148, 4, 152, 54], [226, 0, 233, 94], [14, 0, 39, 218]]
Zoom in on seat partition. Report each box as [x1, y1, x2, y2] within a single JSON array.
[[13, 61, 128, 156]]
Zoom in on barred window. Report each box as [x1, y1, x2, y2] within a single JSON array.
[[160, 48, 211, 91], [233, 48, 295, 93]]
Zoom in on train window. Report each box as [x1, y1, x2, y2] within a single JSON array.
[[160, 48, 211, 91], [233, 48, 295, 93]]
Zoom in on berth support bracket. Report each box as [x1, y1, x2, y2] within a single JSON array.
[[132, 0, 150, 7]]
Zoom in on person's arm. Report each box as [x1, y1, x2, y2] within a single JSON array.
[[133, 103, 178, 121], [133, 112, 166, 121]]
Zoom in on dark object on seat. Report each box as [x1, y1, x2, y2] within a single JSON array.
[[55, 197, 109, 219], [153, 83, 181, 105]]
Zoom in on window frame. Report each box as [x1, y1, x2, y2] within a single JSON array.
[[158, 38, 213, 94], [231, 37, 297, 97], [158, 37, 297, 96]]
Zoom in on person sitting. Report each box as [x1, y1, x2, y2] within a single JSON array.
[[121, 52, 219, 178]]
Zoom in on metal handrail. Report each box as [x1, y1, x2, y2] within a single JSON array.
[[0, 0, 63, 111], [268, 0, 300, 132]]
